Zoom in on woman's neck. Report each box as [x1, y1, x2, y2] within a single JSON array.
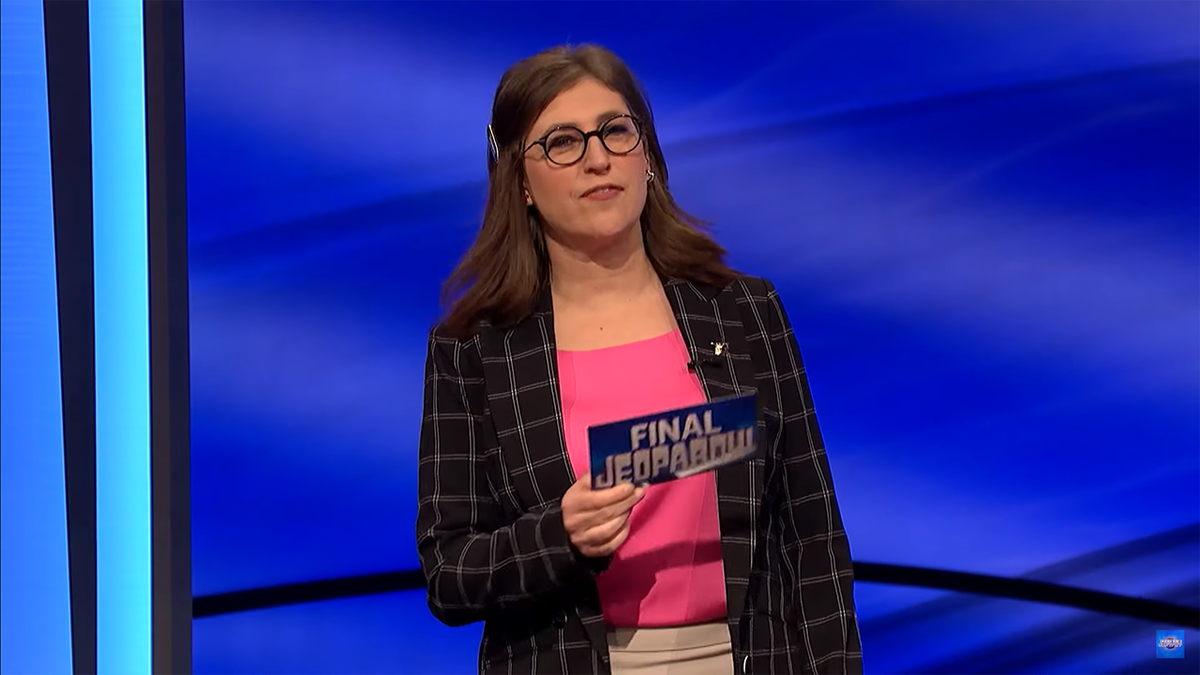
[[546, 225, 659, 309]]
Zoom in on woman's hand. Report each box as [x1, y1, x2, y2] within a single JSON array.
[[561, 474, 645, 558]]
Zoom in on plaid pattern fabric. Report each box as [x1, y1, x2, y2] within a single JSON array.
[[416, 275, 862, 674]]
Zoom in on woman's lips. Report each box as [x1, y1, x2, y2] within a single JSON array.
[[582, 185, 623, 200]]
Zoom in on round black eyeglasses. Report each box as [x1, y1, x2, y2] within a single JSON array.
[[524, 114, 643, 166]]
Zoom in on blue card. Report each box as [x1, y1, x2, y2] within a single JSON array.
[[588, 392, 758, 489]]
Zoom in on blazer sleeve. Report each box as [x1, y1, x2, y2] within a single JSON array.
[[415, 327, 596, 627], [761, 279, 864, 673]]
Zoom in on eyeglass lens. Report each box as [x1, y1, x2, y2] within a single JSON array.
[[542, 116, 641, 165]]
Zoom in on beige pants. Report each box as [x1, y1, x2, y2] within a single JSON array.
[[607, 621, 734, 675]]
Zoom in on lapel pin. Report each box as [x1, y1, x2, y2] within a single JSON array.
[[712, 342, 727, 356]]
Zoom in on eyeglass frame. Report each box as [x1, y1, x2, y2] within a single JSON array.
[[522, 114, 644, 166]]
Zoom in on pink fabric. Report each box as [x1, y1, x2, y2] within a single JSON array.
[[557, 330, 728, 628]]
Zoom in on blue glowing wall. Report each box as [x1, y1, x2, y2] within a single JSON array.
[[0, 0, 73, 669], [2, 1, 172, 672], [89, 1, 153, 672]]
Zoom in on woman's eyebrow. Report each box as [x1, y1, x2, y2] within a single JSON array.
[[539, 109, 629, 135]]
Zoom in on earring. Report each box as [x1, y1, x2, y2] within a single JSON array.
[[524, 190, 532, 206], [646, 169, 655, 183]]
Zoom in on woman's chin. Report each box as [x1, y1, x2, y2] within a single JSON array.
[[578, 216, 640, 242], [546, 214, 643, 252]]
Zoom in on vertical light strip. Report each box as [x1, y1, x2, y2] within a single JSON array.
[[88, 1, 151, 674], [0, 1, 73, 673]]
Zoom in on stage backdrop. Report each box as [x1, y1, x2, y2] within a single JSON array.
[[184, 1, 1199, 673]]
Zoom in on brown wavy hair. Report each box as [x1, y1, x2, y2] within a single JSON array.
[[441, 44, 736, 339]]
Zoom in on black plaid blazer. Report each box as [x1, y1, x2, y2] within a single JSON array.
[[416, 274, 862, 675]]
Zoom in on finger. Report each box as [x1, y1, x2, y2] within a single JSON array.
[[574, 513, 626, 549], [567, 483, 643, 536], [570, 489, 638, 535], [578, 519, 629, 557], [576, 481, 635, 511], [595, 487, 644, 522], [593, 520, 631, 556], [576, 512, 630, 549], [591, 480, 636, 502]]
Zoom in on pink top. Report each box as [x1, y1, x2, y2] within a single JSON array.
[[557, 330, 728, 628]]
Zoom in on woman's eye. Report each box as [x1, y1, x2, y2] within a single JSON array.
[[604, 123, 633, 137]]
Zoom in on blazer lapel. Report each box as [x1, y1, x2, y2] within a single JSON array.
[[664, 278, 759, 401], [665, 279, 766, 626], [477, 290, 610, 654], [479, 291, 576, 509]]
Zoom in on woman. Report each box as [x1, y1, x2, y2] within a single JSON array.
[[416, 43, 861, 675]]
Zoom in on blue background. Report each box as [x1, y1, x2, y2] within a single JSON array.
[[184, 1, 1199, 673]]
